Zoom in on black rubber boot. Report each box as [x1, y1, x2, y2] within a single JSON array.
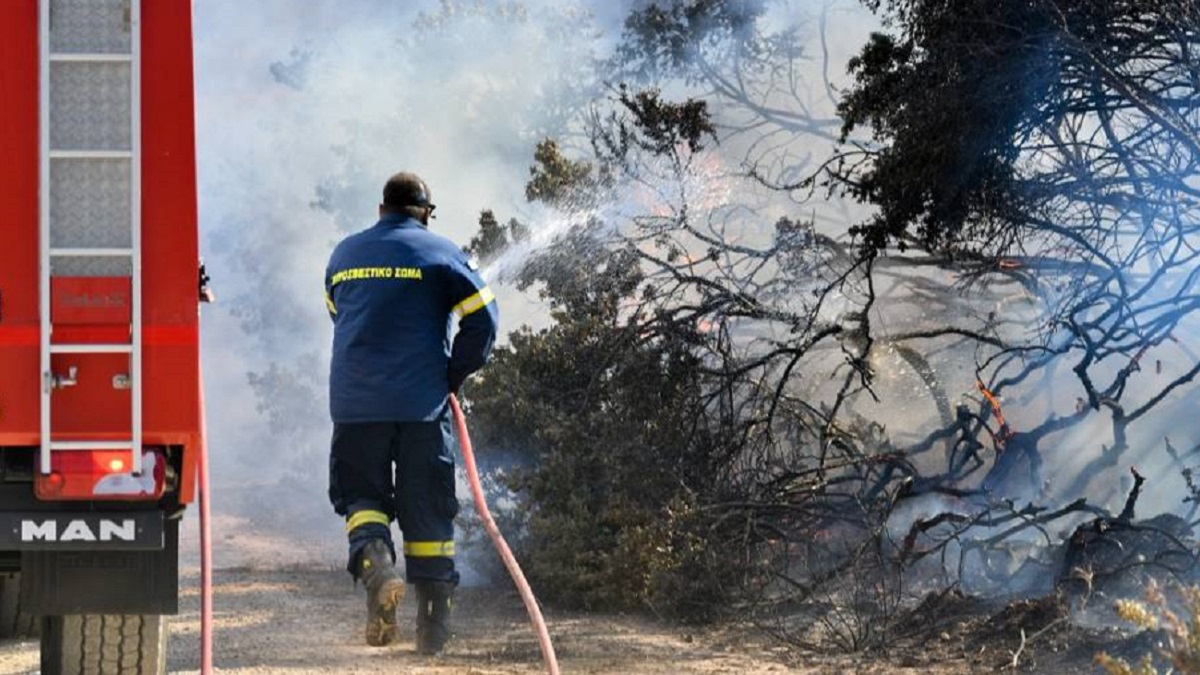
[[415, 581, 455, 655], [359, 540, 405, 647]]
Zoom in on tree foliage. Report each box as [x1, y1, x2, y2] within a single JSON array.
[[468, 110, 744, 617], [825, 0, 1200, 496], [836, 0, 1200, 255], [615, 0, 770, 83], [466, 209, 528, 265]]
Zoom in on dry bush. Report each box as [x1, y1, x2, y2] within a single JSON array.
[[1096, 580, 1200, 675]]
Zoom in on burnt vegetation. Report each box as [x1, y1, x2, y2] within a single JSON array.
[[461, 0, 1200, 661]]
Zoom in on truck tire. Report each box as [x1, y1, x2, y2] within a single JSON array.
[[0, 574, 37, 639], [41, 614, 167, 675]]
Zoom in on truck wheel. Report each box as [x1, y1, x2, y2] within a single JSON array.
[[0, 574, 37, 639], [41, 615, 167, 675]]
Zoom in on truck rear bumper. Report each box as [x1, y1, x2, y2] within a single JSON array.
[[0, 450, 182, 614], [20, 517, 178, 615]]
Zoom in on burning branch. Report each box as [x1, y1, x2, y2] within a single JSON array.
[[976, 379, 1014, 446]]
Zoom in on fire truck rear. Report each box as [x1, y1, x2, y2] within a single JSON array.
[[0, 1, 203, 672]]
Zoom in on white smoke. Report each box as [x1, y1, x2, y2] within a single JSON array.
[[188, 0, 879, 573], [190, 0, 632, 571]]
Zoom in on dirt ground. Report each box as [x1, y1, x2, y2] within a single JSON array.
[[0, 565, 1155, 674], [0, 516, 1159, 674], [0, 567, 797, 675]]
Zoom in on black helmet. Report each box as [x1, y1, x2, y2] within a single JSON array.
[[382, 172, 436, 211]]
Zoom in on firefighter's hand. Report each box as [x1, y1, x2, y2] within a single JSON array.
[[199, 261, 215, 303]]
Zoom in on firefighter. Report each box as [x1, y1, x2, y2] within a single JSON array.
[[324, 172, 498, 654]]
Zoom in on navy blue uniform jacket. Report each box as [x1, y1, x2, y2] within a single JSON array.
[[325, 214, 499, 423]]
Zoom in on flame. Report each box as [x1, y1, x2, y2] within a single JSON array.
[[977, 379, 1014, 446]]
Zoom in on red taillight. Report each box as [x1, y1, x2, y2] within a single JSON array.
[[39, 471, 65, 497], [35, 449, 166, 501]]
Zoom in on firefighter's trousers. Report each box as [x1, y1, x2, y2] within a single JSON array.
[[329, 410, 459, 584]]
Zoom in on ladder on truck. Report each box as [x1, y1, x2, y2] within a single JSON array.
[[38, 0, 144, 476]]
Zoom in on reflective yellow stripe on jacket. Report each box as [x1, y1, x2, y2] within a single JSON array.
[[452, 287, 495, 319]]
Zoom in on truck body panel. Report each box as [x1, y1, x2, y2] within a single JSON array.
[[0, 0, 202, 505]]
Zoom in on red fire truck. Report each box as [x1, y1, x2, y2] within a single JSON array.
[[0, 0, 204, 672]]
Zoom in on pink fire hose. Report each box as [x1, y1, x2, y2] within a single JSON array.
[[449, 394, 560, 675], [198, 362, 214, 674]]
